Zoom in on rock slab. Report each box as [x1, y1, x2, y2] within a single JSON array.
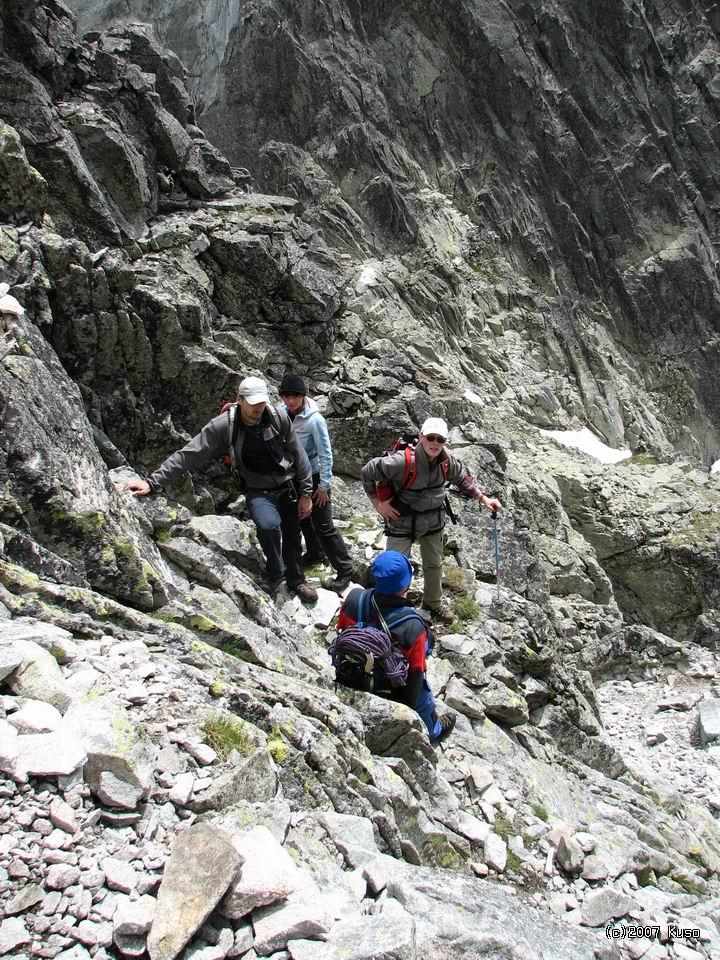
[[147, 822, 241, 960]]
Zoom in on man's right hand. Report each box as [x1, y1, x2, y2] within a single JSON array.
[[376, 499, 400, 521], [123, 480, 151, 497]]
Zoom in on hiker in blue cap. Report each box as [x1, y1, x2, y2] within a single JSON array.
[[336, 550, 456, 743]]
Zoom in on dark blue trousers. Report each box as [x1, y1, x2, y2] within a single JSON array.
[[245, 487, 304, 588]]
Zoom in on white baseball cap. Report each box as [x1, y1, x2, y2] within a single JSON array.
[[420, 417, 449, 440], [237, 376, 269, 404]]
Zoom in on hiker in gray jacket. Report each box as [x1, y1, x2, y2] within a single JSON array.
[[361, 417, 501, 622], [123, 376, 318, 602]]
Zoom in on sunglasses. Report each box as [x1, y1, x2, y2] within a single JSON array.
[[424, 434, 446, 444]]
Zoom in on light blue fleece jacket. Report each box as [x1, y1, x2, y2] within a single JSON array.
[[278, 397, 334, 491]]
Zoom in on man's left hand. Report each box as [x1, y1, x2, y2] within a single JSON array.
[[313, 488, 329, 508], [298, 495, 313, 519], [482, 496, 503, 513]]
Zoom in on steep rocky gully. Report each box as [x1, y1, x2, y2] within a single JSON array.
[[1, 2, 719, 960]]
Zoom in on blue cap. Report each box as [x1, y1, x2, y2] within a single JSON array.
[[371, 550, 413, 595]]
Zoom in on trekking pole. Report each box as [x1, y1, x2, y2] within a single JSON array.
[[492, 509, 500, 601]]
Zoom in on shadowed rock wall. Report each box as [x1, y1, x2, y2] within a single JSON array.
[[68, 0, 720, 462]]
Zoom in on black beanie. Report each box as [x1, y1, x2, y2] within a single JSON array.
[[278, 372, 307, 395]]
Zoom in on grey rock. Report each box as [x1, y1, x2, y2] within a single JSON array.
[[287, 910, 416, 959], [581, 855, 610, 883], [189, 741, 276, 813], [0, 719, 19, 776], [316, 813, 379, 861], [444, 678, 486, 721], [168, 772, 195, 807], [73, 919, 113, 948], [581, 887, 638, 927], [113, 895, 156, 937], [2, 638, 73, 713], [0, 119, 47, 224], [5, 883, 43, 915], [556, 835, 586, 874], [252, 888, 331, 957], [0, 646, 22, 682], [698, 699, 720, 746], [351, 693, 434, 762], [0, 618, 79, 662], [228, 922, 253, 958], [439, 634, 476, 655], [483, 832, 507, 873], [95, 770, 145, 810], [384, 859, 603, 957], [466, 764, 494, 796], [0, 916, 31, 955], [100, 857, 137, 894], [61, 698, 155, 807], [46, 864, 82, 891], [49, 797, 80, 834], [7, 699, 63, 734], [219, 825, 302, 920], [479, 681, 529, 727], [16, 730, 87, 779], [147, 823, 240, 960]]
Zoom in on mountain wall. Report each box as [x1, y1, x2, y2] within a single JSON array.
[[2, 4, 720, 959], [69, 0, 720, 464]]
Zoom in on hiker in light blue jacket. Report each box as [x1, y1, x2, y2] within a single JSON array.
[[278, 373, 355, 593]]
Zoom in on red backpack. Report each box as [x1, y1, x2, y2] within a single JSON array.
[[376, 433, 450, 504]]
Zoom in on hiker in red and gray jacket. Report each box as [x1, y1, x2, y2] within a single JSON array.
[[337, 550, 456, 742], [361, 417, 502, 623], [123, 376, 318, 603]]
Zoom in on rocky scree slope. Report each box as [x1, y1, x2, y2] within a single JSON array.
[[1, 3, 720, 960]]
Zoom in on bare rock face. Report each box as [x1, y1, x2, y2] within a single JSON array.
[[67, 0, 720, 465], [0, 121, 47, 225], [0, 2, 232, 246], [1, 8, 720, 958]]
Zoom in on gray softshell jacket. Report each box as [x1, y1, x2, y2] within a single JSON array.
[[361, 443, 474, 539], [148, 406, 313, 496]]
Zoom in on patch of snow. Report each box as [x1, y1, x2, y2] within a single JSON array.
[[464, 390, 483, 405], [711, 459, 720, 475], [540, 427, 632, 465]]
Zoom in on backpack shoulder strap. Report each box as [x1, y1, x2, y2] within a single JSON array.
[[356, 588, 374, 628], [397, 446, 417, 495], [227, 404, 240, 475], [383, 605, 425, 631]]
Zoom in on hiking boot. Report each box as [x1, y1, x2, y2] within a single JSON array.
[[302, 552, 326, 568], [432, 712, 457, 744], [328, 571, 354, 594], [422, 601, 454, 624], [295, 582, 318, 603]]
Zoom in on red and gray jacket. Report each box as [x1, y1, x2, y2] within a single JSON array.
[[360, 443, 480, 538]]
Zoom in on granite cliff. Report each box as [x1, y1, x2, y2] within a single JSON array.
[[1, 3, 720, 959]]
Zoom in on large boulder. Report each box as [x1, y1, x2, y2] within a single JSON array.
[[61, 696, 157, 808]]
